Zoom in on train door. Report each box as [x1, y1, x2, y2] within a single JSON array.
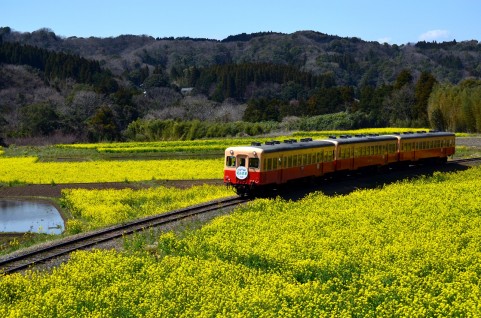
[[276, 156, 283, 184], [235, 155, 248, 180]]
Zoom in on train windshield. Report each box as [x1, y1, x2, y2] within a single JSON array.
[[226, 156, 236, 167], [249, 158, 259, 169]]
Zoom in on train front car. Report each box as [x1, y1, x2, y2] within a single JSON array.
[[224, 139, 336, 196], [224, 143, 263, 196]]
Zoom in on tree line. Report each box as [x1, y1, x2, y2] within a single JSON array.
[[428, 79, 481, 132], [2, 36, 481, 144], [0, 42, 118, 94]]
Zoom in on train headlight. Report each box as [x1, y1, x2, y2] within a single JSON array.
[[253, 151, 256, 156]]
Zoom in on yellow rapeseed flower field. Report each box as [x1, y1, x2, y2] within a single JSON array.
[[62, 185, 234, 233], [0, 157, 223, 183], [2, 166, 481, 316]]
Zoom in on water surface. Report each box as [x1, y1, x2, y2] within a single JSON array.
[[0, 200, 64, 234]]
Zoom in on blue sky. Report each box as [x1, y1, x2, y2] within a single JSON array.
[[3, 0, 480, 44]]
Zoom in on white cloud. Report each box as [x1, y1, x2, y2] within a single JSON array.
[[418, 29, 450, 42], [377, 37, 392, 44]]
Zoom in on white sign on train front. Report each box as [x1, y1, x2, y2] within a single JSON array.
[[235, 166, 248, 180]]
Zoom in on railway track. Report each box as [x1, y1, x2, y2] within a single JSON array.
[[0, 196, 247, 275]]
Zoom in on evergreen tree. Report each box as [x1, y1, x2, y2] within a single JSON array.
[[414, 72, 437, 125]]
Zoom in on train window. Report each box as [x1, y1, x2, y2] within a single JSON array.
[[249, 158, 259, 169], [239, 158, 246, 167], [267, 158, 272, 171], [226, 156, 236, 167]]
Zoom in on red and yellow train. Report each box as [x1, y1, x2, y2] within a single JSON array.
[[224, 131, 455, 195]]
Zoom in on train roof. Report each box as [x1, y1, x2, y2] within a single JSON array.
[[330, 134, 398, 145], [243, 139, 334, 154], [395, 131, 455, 140], [226, 131, 455, 154]]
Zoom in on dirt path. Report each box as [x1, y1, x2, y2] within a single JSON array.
[[0, 179, 224, 198]]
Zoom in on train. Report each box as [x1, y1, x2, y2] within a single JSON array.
[[224, 131, 456, 195]]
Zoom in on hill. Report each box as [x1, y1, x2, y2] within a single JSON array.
[[1, 27, 481, 143]]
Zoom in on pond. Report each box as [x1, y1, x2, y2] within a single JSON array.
[[0, 200, 64, 234]]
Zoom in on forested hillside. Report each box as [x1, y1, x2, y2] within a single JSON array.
[[1, 26, 481, 144]]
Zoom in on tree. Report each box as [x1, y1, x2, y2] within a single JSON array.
[[394, 69, 413, 90], [87, 105, 120, 141], [20, 102, 59, 136], [414, 72, 437, 125], [382, 84, 416, 126]]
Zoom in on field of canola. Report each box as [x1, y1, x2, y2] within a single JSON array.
[[57, 128, 426, 154], [2, 165, 481, 317], [0, 157, 222, 184], [62, 185, 234, 233], [0, 129, 426, 184]]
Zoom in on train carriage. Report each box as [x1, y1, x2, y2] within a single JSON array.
[[224, 139, 335, 195], [327, 135, 399, 172], [398, 131, 455, 163]]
